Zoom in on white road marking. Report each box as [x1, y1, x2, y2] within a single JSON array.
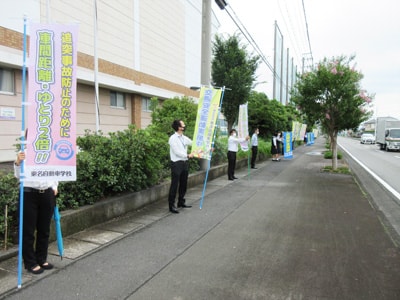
[[339, 142, 400, 203]]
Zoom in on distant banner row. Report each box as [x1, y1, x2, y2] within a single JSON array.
[[282, 128, 317, 160]]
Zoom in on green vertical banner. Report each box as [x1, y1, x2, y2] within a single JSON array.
[[291, 121, 301, 141], [300, 124, 307, 141], [192, 87, 222, 160]]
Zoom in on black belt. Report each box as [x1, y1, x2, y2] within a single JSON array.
[[24, 187, 51, 193]]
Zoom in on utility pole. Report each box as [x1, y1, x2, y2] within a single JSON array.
[[198, 1, 227, 170], [201, 0, 212, 86]]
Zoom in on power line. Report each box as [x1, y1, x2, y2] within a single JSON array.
[[276, 0, 304, 66], [302, 0, 313, 62], [223, 5, 277, 78]]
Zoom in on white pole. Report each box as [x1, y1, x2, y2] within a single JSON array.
[[94, 0, 100, 132]]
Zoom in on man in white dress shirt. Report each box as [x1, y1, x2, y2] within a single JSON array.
[[227, 129, 250, 180], [251, 128, 259, 169], [168, 119, 194, 213]]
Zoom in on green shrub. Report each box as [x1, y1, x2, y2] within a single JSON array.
[[0, 172, 19, 245], [211, 136, 271, 162], [57, 125, 170, 210], [255, 139, 271, 160], [211, 136, 228, 166], [323, 150, 343, 159]]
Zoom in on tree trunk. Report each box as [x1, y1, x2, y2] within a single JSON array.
[[227, 123, 233, 134], [330, 133, 338, 170]]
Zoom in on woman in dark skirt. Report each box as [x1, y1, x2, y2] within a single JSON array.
[[271, 131, 280, 161]]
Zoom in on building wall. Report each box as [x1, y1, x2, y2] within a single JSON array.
[[75, 84, 132, 134], [48, 0, 136, 70], [140, 0, 186, 83], [0, 69, 24, 161], [0, 0, 204, 162]]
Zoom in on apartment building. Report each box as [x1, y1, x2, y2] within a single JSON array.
[[0, 0, 219, 162]]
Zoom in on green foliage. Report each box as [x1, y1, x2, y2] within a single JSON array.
[[322, 166, 351, 174], [257, 139, 272, 160], [211, 136, 271, 163], [211, 34, 260, 131], [0, 173, 19, 241], [57, 125, 169, 210], [291, 55, 373, 136], [248, 91, 292, 138], [150, 95, 200, 173], [150, 96, 198, 138], [210, 135, 228, 167], [323, 150, 343, 160], [291, 55, 373, 170]]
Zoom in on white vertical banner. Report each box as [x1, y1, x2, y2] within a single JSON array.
[[238, 103, 249, 151]]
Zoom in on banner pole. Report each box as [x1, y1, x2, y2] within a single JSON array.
[[199, 86, 226, 209], [17, 15, 28, 289], [248, 148, 250, 181]]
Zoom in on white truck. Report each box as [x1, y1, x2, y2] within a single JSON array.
[[375, 117, 400, 151]]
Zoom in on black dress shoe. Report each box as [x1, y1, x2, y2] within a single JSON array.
[[228, 178, 234, 181], [178, 204, 192, 208], [233, 176, 238, 179], [40, 262, 54, 270], [251, 167, 257, 169], [169, 208, 179, 213], [27, 265, 44, 275]]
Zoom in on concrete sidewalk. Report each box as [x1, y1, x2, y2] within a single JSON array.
[[1, 137, 400, 299]]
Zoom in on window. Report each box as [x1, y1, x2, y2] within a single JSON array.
[[0, 68, 15, 94], [110, 91, 125, 108], [142, 97, 152, 112]]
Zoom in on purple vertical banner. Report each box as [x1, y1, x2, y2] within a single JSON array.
[[26, 22, 79, 182]]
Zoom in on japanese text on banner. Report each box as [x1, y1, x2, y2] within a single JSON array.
[[25, 23, 79, 181], [283, 131, 293, 159], [191, 87, 222, 160]]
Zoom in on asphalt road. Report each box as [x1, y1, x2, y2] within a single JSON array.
[[338, 136, 400, 197], [4, 138, 400, 300]]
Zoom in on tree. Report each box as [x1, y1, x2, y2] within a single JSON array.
[[248, 91, 292, 138], [149, 96, 200, 173], [150, 96, 198, 138], [211, 34, 260, 131], [291, 55, 373, 169]]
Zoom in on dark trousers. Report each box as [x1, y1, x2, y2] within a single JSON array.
[[168, 161, 189, 208], [251, 146, 258, 168], [227, 151, 237, 179], [21, 188, 55, 269]]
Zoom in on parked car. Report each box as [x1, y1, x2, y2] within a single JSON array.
[[360, 133, 375, 144]]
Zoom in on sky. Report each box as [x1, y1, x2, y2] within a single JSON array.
[[212, 0, 400, 120]]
